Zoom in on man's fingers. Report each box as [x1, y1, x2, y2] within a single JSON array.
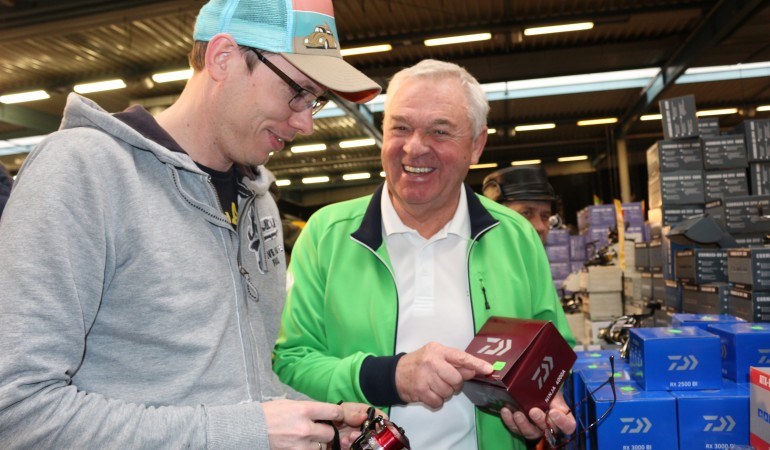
[[443, 348, 494, 374]]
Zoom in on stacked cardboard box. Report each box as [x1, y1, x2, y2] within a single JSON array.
[[727, 248, 770, 323]]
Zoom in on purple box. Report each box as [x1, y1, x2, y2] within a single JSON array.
[[545, 228, 570, 246], [546, 244, 570, 263]]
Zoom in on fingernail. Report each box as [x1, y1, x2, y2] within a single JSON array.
[[530, 410, 543, 421]]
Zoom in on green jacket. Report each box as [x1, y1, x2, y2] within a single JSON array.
[[274, 183, 575, 450]]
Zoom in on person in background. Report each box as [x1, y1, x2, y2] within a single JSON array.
[[273, 59, 576, 450], [0, 162, 12, 219], [0, 0, 381, 448], [482, 165, 557, 245]]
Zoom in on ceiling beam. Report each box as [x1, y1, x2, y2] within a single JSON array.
[[615, 0, 766, 137]]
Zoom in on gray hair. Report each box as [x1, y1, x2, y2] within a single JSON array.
[[384, 59, 490, 139]]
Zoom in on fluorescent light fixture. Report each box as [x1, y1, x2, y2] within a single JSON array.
[[424, 32, 491, 47], [511, 159, 542, 166], [8, 135, 46, 146], [558, 155, 589, 162], [341, 44, 392, 56], [487, 128, 497, 134], [339, 138, 376, 148], [758, 105, 770, 112], [342, 172, 371, 181], [577, 117, 618, 126], [302, 176, 330, 184], [291, 143, 327, 153], [640, 114, 662, 121], [275, 179, 291, 187], [679, 61, 770, 84], [524, 22, 594, 36], [470, 163, 498, 170], [73, 79, 126, 94], [514, 123, 555, 132], [696, 108, 738, 117], [0, 90, 50, 104], [380, 171, 386, 178], [152, 69, 192, 83]]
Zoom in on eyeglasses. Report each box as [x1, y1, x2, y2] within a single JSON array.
[[545, 355, 618, 449], [250, 49, 329, 115]]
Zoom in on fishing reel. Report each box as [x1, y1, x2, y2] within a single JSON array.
[[351, 407, 410, 450], [598, 302, 661, 358]]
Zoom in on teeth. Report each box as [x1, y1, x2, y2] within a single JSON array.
[[404, 165, 433, 174]]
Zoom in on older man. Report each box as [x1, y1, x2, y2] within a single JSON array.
[[0, 1, 381, 449], [274, 59, 576, 450]]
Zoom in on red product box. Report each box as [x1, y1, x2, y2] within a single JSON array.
[[462, 317, 577, 414], [751, 367, 770, 450]]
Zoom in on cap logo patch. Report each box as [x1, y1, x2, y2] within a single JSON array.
[[303, 23, 337, 49]]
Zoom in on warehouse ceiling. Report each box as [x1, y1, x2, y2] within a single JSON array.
[[2, 0, 770, 209]]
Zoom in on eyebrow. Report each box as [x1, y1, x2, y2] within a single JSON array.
[[387, 114, 458, 128]]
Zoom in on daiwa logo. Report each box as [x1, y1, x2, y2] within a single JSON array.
[[620, 417, 652, 433], [703, 415, 735, 432], [478, 338, 512, 356], [759, 348, 770, 364], [530, 356, 554, 389], [667, 354, 698, 370]]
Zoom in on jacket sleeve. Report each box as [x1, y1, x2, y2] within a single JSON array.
[[273, 216, 375, 406], [0, 138, 267, 449]]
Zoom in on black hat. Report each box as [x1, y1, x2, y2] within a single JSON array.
[[482, 165, 555, 203]]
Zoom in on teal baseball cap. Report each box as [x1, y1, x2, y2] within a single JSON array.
[[193, 0, 381, 103]]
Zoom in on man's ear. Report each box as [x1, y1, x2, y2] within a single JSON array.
[[470, 127, 488, 165], [204, 33, 240, 81]]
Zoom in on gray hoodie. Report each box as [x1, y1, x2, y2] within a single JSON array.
[[0, 94, 305, 449]]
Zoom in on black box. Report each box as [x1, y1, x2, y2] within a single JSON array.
[[728, 287, 770, 322], [727, 248, 770, 290], [701, 135, 748, 170], [733, 232, 770, 248], [463, 317, 576, 413], [705, 195, 770, 234], [734, 119, 770, 162], [660, 95, 699, 140], [635, 241, 650, 272], [681, 283, 729, 315], [648, 171, 705, 207], [674, 248, 728, 284], [653, 272, 665, 302], [698, 117, 720, 137], [704, 168, 749, 201], [648, 204, 705, 228], [664, 279, 682, 311], [641, 272, 653, 300], [648, 239, 664, 272], [749, 162, 770, 196], [646, 139, 703, 178]]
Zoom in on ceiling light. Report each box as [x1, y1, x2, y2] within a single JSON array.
[[558, 155, 589, 162], [511, 159, 542, 166], [340, 44, 393, 56], [487, 128, 497, 134], [302, 176, 330, 184], [339, 138, 376, 148], [758, 105, 770, 112], [640, 114, 662, 121], [0, 90, 50, 104], [275, 179, 291, 187], [342, 172, 371, 181], [73, 79, 126, 94], [424, 32, 492, 47], [577, 117, 618, 126], [696, 108, 738, 117], [152, 69, 193, 83], [524, 22, 594, 36], [8, 135, 46, 146], [470, 163, 498, 170], [380, 171, 386, 178], [291, 143, 327, 153], [514, 123, 555, 132]]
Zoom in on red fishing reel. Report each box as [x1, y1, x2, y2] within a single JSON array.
[[351, 407, 410, 450]]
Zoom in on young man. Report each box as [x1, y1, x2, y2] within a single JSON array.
[[482, 165, 557, 245], [0, 1, 380, 448], [274, 59, 576, 450]]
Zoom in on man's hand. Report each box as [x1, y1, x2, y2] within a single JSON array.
[[335, 403, 389, 450], [263, 400, 346, 450], [395, 342, 493, 408], [500, 390, 576, 441]]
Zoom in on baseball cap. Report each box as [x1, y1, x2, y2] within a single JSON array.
[[193, 0, 381, 103], [482, 165, 556, 203]]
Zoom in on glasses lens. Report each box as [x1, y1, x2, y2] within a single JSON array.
[[289, 91, 328, 116]]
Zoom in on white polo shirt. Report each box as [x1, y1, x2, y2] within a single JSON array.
[[382, 185, 478, 450]]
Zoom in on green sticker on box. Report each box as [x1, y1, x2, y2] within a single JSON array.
[[492, 361, 506, 371]]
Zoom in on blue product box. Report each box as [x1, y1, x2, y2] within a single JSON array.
[[546, 228, 570, 246], [550, 261, 571, 280], [629, 327, 722, 391], [671, 313, 746, 331], [570, 261, 585, 274], [575, 362, 632, 433], [622, 202, 645, 228], [570, 234, 586, 261], [671, 380, 750, 450], [707, 322, 770, 384], [546, 244, 570, 263], [587, 380, 677, 450]]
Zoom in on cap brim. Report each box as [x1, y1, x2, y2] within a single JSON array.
[[282, 53, 381, 104]]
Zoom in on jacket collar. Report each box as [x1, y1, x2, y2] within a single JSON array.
[[352, 183, 499, 250]]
